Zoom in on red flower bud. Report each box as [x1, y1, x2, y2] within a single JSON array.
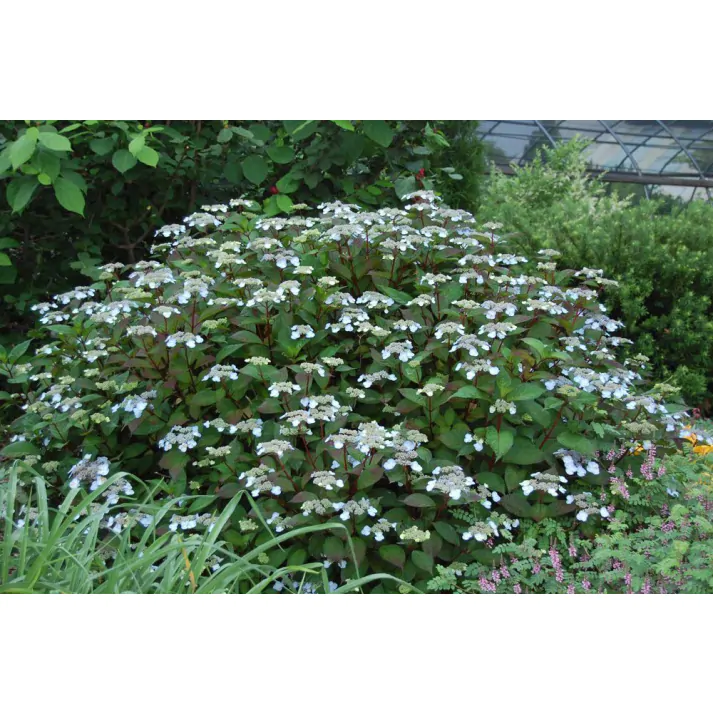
[[269, 186, 279, 195]]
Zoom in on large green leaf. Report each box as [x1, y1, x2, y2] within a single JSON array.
[[451, 385, 485, 400], [503, 437, 547, 465], [433, 521, 459, 545], [1, 440, 41, 457], [89, 137, 115, 156], [402, 493, 436, 508], [510, 382, 545, 401], [10, 131, 37, 170], [266, 146, 295, 164], [411, 550, 433, 573], [8, 339, 32, 363], [128, 135, 146, 157], [112, 149, 137, 173], [379, 544, 405, 569], [53, 177, 85, 215], [556, 430, 595, 455], [363, 120, 394, 147], [38, 132, 72, 152], [242, 155, 269, 185], [331, 120, 354, 131], [217, 128, 233, 143], [137, 146, 159, 167], [36, 152, 61, 182], [275, 173, 300, 193], [6, 176, 38, 213], [486, 426, 514, 461], [499, 492, 535, 518]]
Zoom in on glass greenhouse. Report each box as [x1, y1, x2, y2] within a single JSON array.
[[476, 120, 713, 202]]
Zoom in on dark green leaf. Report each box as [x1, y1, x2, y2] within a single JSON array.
[[503, 437, 547, 465], [451, 385, 485, 400], [486, 426, 514, 461], [379, 544, 405, 569], [128, 135, 146, 157], [217, 128, 233, 143], [412, 550, 434, 573], [38, 132, 72, 152], [434, 521, 459, 545], [112, 149, 137, 173], [510, 382, 545, 401], [266, 146, 295, 164], [89, 137, 115, 156], [556, 431, 595, 455], [6, 176, 38, 213], [363, 120, 394, 147], [2, 441, 41, 457], [242, 155, 269, 185], [53, 177, 85, 215], [10, 132, 37, 170], [137, 146, 159, 167], [276, 194, 293, 212], [8, 339, 32, 363], [403, 493, 436, 508]]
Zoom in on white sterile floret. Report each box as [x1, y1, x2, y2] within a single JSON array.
[[362, 519, 397, 542], [381, 340, 415, 362], [393, 319, 421, 333], [479, 322, 516, 340], [268, 382, 301, 398], [357, 371, 398, 389], [111, 390, 156, 419], [556, 450, 600, 478], [281, 410, 316, 428], [434, 321, 465, 341], [464, 433, 484, 451], [455, 359, 499, 379], [310, 470, 345, 490], [169, 514, 199, 532], [158, 425, 201, 452], [450, 334, 490, 357], [417, 383, 445, 398], [333, 498, 377, 521], [427, 466, 474, 500], [490, 399, 516, 415], [256, 440, 295, 458], [67, 455, 111, 489], [521, 471, 568, 497], [356, 291, 394, 312], [165, 332, 204, 349], [290, 325, 315, 340], [202, 364, 239, 382]]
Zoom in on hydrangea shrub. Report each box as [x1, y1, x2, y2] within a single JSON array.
[[0, 193, 686, 590]]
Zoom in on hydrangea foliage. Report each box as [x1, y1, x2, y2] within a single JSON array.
[[0, 192, 687, 588]]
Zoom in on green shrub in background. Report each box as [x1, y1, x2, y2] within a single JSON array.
[[0, 193, 686, 592], [0, 120, 480, 339], [482, 140, 713, 409]]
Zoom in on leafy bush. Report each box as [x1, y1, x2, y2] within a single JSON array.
[[0, 193, 685, 591], [0, 120, 474, 338], [481, 140, 713, 408]]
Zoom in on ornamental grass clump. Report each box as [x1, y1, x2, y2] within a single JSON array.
[[0, 192, 687, 591]]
